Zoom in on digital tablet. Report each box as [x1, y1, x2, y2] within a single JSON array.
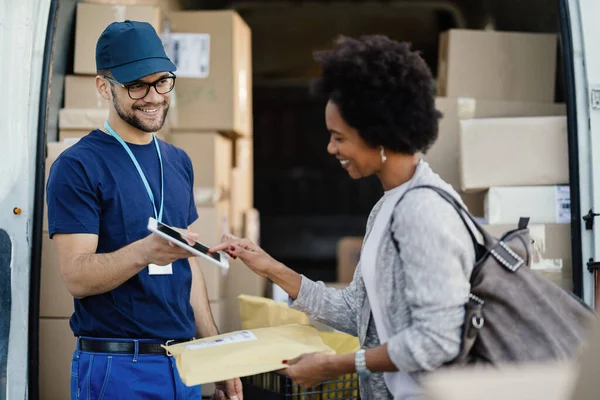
[[147, 217, 230, 270]]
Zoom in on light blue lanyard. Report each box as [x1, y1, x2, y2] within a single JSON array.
[[104, 121, 164, 222]]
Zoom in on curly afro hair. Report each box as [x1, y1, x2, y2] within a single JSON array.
[[312, 35, 441, 155]]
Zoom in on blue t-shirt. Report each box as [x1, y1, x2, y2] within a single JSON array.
[[46, 130, 199, 340]]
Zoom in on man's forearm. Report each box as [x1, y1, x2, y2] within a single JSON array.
[[63, 240, 147, 298]]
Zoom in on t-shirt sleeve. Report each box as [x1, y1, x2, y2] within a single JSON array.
[[46, 156, 101, 238], [184, 153, 199, 227]]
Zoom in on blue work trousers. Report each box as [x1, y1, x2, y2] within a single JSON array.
[[70, 337, 202, 400]]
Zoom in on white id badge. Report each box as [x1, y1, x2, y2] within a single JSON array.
[[148, 263, 173, 275]]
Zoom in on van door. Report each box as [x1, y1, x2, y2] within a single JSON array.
[[0, 0, 55, 399], [560, 0, 600, 308]]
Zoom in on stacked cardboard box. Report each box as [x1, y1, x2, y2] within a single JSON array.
[[337, 29, 572, 290], [160, 10, 264, 340], [40, 1, 186, 399], [161, 10, 262, 395], [434, 29, 572, 291], [460, 116, 573, 290], [426, 98, 566, 217], [39, 142, 78, 400], [58, 1, 165, 141]]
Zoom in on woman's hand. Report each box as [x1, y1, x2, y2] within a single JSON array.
[[279, 353, 338, 389], [209, 234, 280, 278]]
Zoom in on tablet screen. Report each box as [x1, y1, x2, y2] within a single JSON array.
[[157, 222, 221, 262]]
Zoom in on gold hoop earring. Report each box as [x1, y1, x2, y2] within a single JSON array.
[[380, 146, 387, 164]]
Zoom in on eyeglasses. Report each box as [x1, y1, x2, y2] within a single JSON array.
[[103, 74, 176, 100]]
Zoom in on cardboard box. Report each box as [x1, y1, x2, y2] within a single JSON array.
[[227, 254, 268, 300], [336, 237, 363, 283], [190, 203, 230, 247], [190, 203, 229, 300], [165, 11, 252, 136], [230, 137, 253, 233], [59, 108, 169, 141], [168, 133, 233, 205], [422, 361, 576, 400], [484, 223, 572, 290], [39, 318, 76, 400], [242, 208, 260, 245], [59, 108, 108, 131], [459, 116, 568, 191], [450, 98, 566, 119], [489, 224, 572, 267], [46, 142, 76, 179], [64, 75, 107, 109], [426, 98, 565, 216], [74, 3, 162, 75], [429, 98, 565, 190], [84, 0, 186, 11], [437, 29, 558, 102], [40, 236, 74, 318], [485, 186, 570, 225], [59, 130, 92, 142], [84, 0, 161, 5]]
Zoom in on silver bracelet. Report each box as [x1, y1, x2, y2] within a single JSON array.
[[355, 348, 372, 378]]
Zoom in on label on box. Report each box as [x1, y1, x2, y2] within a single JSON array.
[[164, 33, 211, 78], [186, 331, 257, 350], [555, 185, 571, 224]]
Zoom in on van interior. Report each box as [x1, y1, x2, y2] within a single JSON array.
[[46, 0, 570, 284], [22, 0, 579, 398]]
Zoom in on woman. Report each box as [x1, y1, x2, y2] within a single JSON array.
[[210, 35, 474, 399]]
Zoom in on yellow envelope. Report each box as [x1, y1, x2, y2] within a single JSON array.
[[238, 294, 310, 329], [164, 324, 336, 386]]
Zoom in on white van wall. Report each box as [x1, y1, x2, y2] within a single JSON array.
[[0, 0, 52, 398], [565, 0, 600, 308]]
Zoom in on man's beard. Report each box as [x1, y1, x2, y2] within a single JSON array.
[[112, 92, 169, 133]]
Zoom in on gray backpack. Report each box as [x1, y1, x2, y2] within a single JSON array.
[[391, 185, 595, 365]]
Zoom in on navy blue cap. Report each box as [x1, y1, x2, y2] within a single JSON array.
[[96, 20, 176, 83]]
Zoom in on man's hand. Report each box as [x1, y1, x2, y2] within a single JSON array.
[[213, 377, 243, 400], [138, 230, 199, 267]]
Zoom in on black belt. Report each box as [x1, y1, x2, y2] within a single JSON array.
[[79, 338, 192, 355]]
